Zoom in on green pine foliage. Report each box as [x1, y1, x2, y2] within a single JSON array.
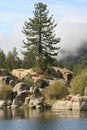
[[0, 49, 6, 69], [6, 47, 22, 71], [22, 2, 60, 70]]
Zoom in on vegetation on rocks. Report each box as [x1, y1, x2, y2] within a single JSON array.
[[45, 81, 69, 100], [0, 2, 87, 111], [70, 69, 87, 95], [0, 83, 13, 100], [22, 73, 34, 87]]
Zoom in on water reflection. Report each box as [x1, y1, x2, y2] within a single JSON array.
[[0, 109, 87, 120]]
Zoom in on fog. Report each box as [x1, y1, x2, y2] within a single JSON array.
[[0, 15, 87, 60], [56, 22, 87, 60]]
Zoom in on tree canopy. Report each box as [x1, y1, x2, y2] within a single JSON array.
[[22, 2, 60, 70]]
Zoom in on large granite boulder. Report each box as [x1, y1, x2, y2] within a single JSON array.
[[71, 96, 83, 111], [11, 69, 37, 79], [52, 101, 72, 110], [52, 95, 87, 111], [13, 82, 29, 94]]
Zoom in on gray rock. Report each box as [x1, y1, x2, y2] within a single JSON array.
[[52, 96, 87, 111], [24, 97, 30, 105], [11, 98, 19, 109], [52, 101, 72, 110], [16, 90, 29, 105], [29, 97, 44, 109], [36, 79, 48, 88], [13, 82, 29, 93], [9, 80, 15, 87], [33, 87, 41, 98], [29, 87, 34, 94], [3, 76, 12, 84], [72, 101, 81, 111], [0, 100, 6, 109]]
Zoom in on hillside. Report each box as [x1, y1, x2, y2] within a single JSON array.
[[58, 43, 87, 72]]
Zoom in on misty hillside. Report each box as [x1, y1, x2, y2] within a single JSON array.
[[58, 43, 87, 71]]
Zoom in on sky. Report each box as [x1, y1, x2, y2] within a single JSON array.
[[0, 0, 87, 59]]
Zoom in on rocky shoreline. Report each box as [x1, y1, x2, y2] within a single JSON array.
[[52, 94, 87, 111], [1, 67, 87, 112]]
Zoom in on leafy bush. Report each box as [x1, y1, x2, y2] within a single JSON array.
[[70, 69, 87, 95], [23, 73, 34, 87], [0, 83, 13, 100], [45, 80, 69, 99]]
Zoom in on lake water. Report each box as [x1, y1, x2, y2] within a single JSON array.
[[0, 109, 87, 130]]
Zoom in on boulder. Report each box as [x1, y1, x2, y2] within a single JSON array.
[[16, 90, 29, 105], [72, 101, 81, 111], [3, 76, 12, 84], [29, 96, 44, 109], [9, 80, 15, 87], [6, 100, 12, 106], [53, 67, 73, 82], [24, 97, 30, 105], [36, 79, 48, 88], [33, 87, 41, 98], [66, 95, 74, 101], [52, 95, 87, 111], [0, 100, 6, 109], [47, 67, 62, 78], [52, 101, 72, 110], [11, 69, 37, 79], [29, 87, 34, 94], [44, 103, 52, 109], [11, 98, 19, 109], [13, 82, 29, 93]]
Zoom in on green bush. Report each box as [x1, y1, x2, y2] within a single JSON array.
[[70, 68, 87, 95], [45, 80, 69, 99], [0, 83, 13, 100], [23, 73, 34, 87]]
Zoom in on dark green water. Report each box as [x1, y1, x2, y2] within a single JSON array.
[[0, 109, 87, 130]]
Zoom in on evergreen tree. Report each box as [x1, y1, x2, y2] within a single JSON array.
[[0, 49, 6, 69], [6, 47, 21, 70], [22, 51, 36, 69], [22, 2, 60, 70]]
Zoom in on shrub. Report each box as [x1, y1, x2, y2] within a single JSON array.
[[0, 83, 13, 100], [23, 73, 34, 87], [45, 80, 69, 99], [70, 68, 87, 95]]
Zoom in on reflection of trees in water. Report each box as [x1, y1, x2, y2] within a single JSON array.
[[0, 109, 87, 119]]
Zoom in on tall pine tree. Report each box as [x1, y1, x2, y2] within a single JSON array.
[[22, 2, 60, 70]]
